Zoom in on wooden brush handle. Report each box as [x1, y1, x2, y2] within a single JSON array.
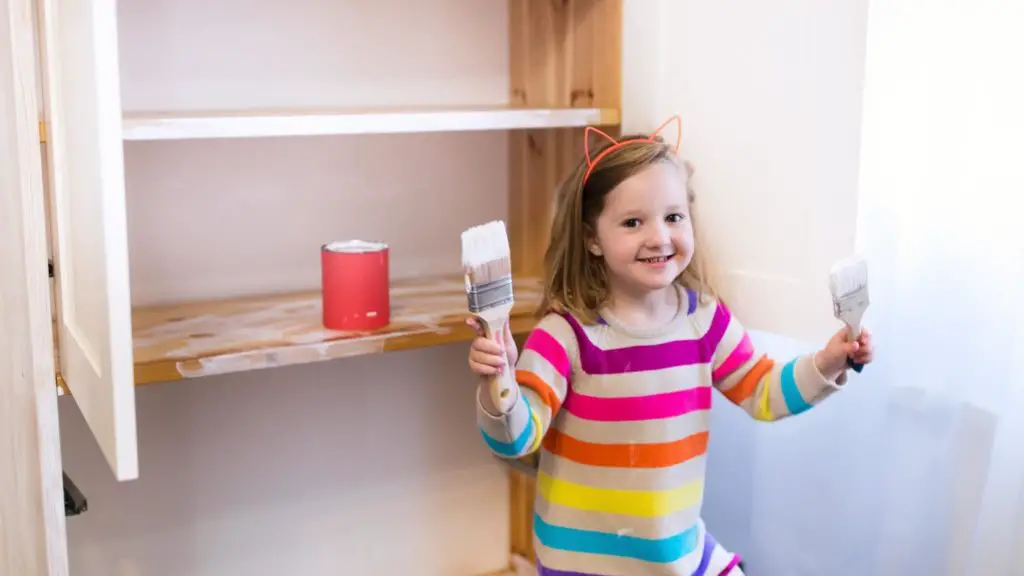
[[481, 316, 518, 414], [846, 322, 865, 373]]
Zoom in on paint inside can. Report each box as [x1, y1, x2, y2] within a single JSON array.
[[320, 240, 390, 331]]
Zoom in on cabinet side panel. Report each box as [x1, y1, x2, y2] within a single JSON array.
[[0, 0, 69, 572], [506, 0, 623, 562]]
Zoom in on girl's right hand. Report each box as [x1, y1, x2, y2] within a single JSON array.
[[466, 318, 519, 377]]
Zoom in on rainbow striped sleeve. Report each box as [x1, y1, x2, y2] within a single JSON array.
[[704, 300, 842, 421], [477, 314, 575, 459]]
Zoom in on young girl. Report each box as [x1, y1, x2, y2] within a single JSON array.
[[467, 116, 874, 576]]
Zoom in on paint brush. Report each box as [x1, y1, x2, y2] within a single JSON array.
[[829, 254, 870, 373], [461, 220, 517, 414]]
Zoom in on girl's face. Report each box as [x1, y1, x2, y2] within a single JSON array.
[[588, 161, 694, 298]]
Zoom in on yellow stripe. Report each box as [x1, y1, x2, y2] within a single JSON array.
[[754, 376, 774, 421], [527, 403, 544, 453], [536, 471, 703, 518]]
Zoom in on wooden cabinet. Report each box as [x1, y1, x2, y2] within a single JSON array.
[[3, 0, 622, 573]]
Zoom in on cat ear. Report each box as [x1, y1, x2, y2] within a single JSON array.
[[584, 126, 619, 171], [650, 115, 683, 155]]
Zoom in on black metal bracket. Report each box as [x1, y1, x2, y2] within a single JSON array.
[[63, 472, 87, 517]]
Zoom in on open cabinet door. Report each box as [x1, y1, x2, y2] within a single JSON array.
[[38, 0, 138, 481]]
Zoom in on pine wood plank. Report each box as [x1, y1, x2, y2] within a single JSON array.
[[505, 0, 623, 560], [129, 275, 543, 385], [121, 106, 619, 141]]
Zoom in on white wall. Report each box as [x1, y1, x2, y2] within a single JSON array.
[[621, 0, 871, 567], [623, 0, 869, 343], [58, 1, 515, 575]]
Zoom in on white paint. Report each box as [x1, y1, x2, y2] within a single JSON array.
[[61, 347, 511, 576], [0, 0, 69, 570], [39, 0, 138, 480], [121, 107, 615, 141], [622, 0, 869, 342], [323, 239, 388, 254], [59, 0, 515, 574]]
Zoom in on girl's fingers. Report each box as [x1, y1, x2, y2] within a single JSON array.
[[469, 348, 505, 368], [854, 349, 874, 363], [471, 337, 503, 355], [469, 360, 500, 376], [466, 317, 485, 337]]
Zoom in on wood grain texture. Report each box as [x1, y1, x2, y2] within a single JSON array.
[[0, 0, 68, 571], [130, 275, 544, 385], [506, 0, 622, 560], [508, 0, 622, 277]]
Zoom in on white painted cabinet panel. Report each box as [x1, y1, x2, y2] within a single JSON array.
[[623, 0, 869, 343], [38, 0, 138, 481]]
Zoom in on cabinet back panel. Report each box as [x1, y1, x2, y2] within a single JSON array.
[[123, 132, 507, 306], [60, 345, 511, 576], [115, 0, 509, 111]]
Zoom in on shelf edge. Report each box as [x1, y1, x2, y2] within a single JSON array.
[[122, 107, 620, 141]]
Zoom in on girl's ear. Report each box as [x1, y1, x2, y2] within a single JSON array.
[[584, 223, 603, 256]]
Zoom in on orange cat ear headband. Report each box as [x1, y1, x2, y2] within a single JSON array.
[[583, 114, 683, 184]]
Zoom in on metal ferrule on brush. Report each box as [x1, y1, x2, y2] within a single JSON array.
[[466, 277, 513, 313]]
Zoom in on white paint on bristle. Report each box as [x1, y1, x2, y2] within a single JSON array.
[[829, 254, 868, 298], [460, 220, 510, 268]]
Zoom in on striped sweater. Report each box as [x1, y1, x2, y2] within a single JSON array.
[[476, 288, 843, 575]]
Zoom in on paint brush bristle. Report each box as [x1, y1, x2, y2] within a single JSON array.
[[461, 220, 512, 286], [829, 254, 869, 301]]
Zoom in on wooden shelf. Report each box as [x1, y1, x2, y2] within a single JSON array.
[[128, 274, 543, 386], [121, 106, 620, 141]]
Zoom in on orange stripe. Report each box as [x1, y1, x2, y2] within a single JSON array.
[[720, 355, 774, 404], [517, 369, 562, 413], [543, 428, 708, 468]]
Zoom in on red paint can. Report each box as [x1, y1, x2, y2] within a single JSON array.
[[321, 240, 390, 331]]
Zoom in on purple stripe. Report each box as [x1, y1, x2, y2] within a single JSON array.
[[693, 531, 716, 576], [559, 304, 731, 375], [535, 558, 609, 576], [686, 289, 699, 315]]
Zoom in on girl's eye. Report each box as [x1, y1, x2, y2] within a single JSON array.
[[622, 218, 641, 228], [666, 213, 686, 223]]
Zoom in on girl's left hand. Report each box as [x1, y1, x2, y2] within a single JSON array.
[[815, 326, 874, 381]]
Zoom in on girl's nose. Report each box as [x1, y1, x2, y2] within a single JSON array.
[[647, 223, 671, 245]]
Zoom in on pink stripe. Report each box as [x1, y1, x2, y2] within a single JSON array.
[[562, 385, 712, 422], [524, 328, 571, 380], [711, 331, 754, 384], [719, 555, 741, 575]]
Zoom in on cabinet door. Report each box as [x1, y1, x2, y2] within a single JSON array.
[[38, 0, 138, 481]]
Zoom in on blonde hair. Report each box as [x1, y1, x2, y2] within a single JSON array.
[[538, 134, 720, 324]]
